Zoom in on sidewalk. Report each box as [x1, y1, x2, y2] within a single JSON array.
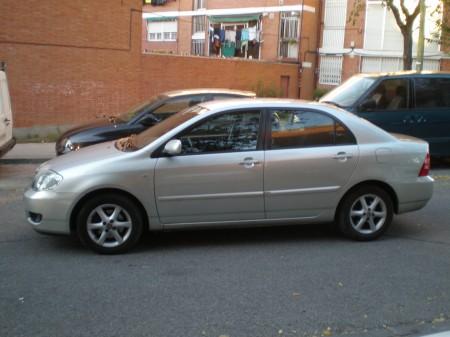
[[0, 143, 55, 164]]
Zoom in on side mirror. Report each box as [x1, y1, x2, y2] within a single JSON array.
[[139, 114, 159, 127], [359, 98, 376, 112], [163, 139, 182, 156]]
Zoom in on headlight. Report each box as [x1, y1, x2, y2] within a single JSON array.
[[32, 170, 63, 191]]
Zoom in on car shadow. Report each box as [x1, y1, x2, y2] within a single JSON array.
[[431, 156, 450, 170], [134, 223, 359, 254]]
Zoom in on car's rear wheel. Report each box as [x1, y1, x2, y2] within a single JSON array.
[[76, 194, 144, 254], [337, 185, 393, 241]]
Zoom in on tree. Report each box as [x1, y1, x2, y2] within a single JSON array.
[[349, 0, 446, 70]]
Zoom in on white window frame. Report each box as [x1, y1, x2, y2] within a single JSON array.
[[279, 12, 299, 58], [147, 19, 178, 42]]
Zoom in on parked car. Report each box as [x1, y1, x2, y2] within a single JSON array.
[[55, 89, 255, 155], [0, 63, 15, 157], [25, 98, 433, 254], [320, 71, 450, 157]]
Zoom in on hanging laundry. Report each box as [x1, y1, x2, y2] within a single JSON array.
[[225, 30, 236, 43], [248, 26, 257, 41], [219, 29, 225, 43], [222, 42, 236, 57], [241, 28, 249, 42]]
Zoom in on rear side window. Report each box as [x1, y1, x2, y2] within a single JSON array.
[[415, 78, 450, 108], [270, 110, 356, 149]]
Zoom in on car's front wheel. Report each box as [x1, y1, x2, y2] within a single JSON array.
[[337, 185, 393, 241], [76, 193, 144, 254]]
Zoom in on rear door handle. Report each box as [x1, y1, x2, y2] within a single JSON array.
[[239, 157, 261, 168], [333, 152, 353, 161], [4, 118, 10, 126]]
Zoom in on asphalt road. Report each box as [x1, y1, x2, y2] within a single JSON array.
[[0, 163, 449, 337]]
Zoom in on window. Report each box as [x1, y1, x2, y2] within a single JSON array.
[[319, 56, 343, 85], [361, 57, 440, 73], [153, 95, 206, 119], [363, 79, 409, 111], [321, 0, 347, 49], [191, 16, 206, 55], [415, 78, 450, 108], [147, 20, 177, 41], [194, 0, 205, 10], [279, 12, 299, 58], [270, 110, 355, 149], [178, 110, 261, 155]]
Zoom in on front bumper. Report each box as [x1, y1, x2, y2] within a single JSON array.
[[24, 188, 75, 235], [0, 137, 16, 157]]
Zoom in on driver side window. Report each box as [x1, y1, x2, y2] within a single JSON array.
[[361, 79, 409, 111], [178, 110, 261, 155]]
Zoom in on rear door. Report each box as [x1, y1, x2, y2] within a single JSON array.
[[0, 70, 13, 151], [264, 108, 359, 219], [412, 77, 450, 156]]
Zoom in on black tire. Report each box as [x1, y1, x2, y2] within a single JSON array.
[[76, 193, 144, 254], [337, 185, 393, 241]]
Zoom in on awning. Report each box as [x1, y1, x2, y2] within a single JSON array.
[[208, 14, 261, 23], [146, 17, 176, 22]]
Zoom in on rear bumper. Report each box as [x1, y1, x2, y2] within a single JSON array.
[[396, 176, 434, 214], [0, 137, 16, 157]]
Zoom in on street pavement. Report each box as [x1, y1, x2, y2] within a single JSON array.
[[0, 162, 449, 337]]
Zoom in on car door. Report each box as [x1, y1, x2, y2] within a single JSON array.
[[412, 77, 450, 156], [264, 109, 359, 219], [356, 78, 414, 136], [0, 70, 13, 151], [154, 109, 265, 225]]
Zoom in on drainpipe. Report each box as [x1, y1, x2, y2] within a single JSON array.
[[298, 0, 305, 98]]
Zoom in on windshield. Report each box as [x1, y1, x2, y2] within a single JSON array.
[[320, 76, 376, 108], [116, 105, 208, 151], [117, 95, 164, 122]]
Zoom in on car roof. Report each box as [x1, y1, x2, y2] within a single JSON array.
[[163, 88, 256, 98], [354, 70, 450, 79], [198, 97, 333, 111]]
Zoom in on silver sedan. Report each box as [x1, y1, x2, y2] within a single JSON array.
[[24, 99, 434, 253]]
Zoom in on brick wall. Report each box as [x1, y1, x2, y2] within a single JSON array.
[[0, 0, 301, 128], [140, 54, 299, 99]]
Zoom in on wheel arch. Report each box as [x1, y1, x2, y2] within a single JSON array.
[[335, 180, 399, 220], [69, 188, 150, 233]]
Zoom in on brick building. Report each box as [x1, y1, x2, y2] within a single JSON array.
[[143, 0, 450, 91]]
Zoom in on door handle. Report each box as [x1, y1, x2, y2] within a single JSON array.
[[333, 152, 353, 161], [239, 157, 260, 168], [4, 118, 10, 126]]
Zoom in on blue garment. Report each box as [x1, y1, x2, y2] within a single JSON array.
[[241, 28, 249, 42], [219, 29, 225, 43]]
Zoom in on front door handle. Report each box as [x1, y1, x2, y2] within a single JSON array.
[[239, 157, 261, 168], [333, 152, 353, 162]]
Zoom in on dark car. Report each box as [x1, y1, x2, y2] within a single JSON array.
[[56, 89, 256, 155], [320, 71, 450, 157]]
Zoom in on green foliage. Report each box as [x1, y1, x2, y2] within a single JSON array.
[[254, 80, 280, 98], [313, 87, 330, 100]]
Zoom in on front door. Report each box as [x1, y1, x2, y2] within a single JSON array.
[[357, 78, 414, 136], [264, 109, 359, 219], [155, 109, 264, 225]]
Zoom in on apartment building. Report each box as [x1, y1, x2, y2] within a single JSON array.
[[318, 0, 448, 87], [142, 0, 319, 63]]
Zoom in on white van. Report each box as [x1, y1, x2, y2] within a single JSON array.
[[0, 63, 15, 157]]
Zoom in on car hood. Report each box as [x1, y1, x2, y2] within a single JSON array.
[[59, 118, 122, 140], [39, 140, 126, 174]]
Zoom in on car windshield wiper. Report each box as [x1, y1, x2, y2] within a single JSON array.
[[321, 100, 345, 109]]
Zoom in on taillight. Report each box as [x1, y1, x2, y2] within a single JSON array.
[[419, 153, 430, 177]]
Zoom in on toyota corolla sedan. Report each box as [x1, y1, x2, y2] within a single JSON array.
[[55, 88, 255, 155], [25, 99, 433, 254]]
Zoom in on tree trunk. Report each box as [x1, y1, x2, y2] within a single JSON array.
[[402, 25, 414, 70]]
